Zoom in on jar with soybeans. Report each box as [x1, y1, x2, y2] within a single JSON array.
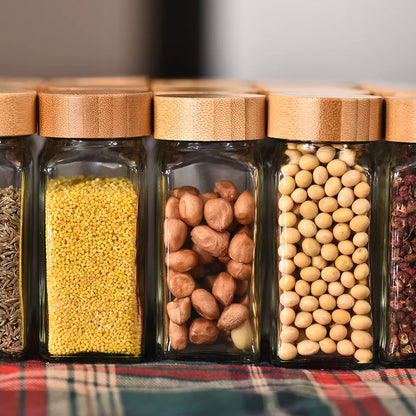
[[38, 90, 151, 361], [380, 97, 416, 365], [0, 89, 36, 359], [269, 94, 383, 367], [154, 93, 265, 362]]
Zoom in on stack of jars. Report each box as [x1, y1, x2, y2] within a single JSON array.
[[1, 79, 416, 367]]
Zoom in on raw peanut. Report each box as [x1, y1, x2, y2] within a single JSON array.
[[237, 225, 252, 237], [217, 303, 249, 330], [192, 244, 214, 264], [212, 272, 236, 306], [204, 198, 234, 231], [228, 233, 254, 263], [169, 321, 188, 350], [165, 197, 180, 218], [234, 190, 255, 225], [218, 255, 231, 264], [166, 250, 198, 272], [191, 288, 220, 320], [168, 272, 195, 298], [226, 260, 252, 280], [164, 218, 188, 252], [167, 297, 191, 324], [200, 191, 219, 204], [189, 318, 219, 344], [214, 180, 239, 202], [235, 279, 249, 296], [171, 186, 199, 198], [231, 320, 253, 350], [179, 192, 203, 226], [191, 225, 229, 257]]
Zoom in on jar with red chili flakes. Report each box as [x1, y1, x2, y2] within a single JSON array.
[[381, 97, 416, 365]]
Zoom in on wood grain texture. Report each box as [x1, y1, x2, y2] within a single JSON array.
[[0, 89, 36, 136], [39, 90, 152, 138], [385, 97, 416, 142], [268, 94, 382, 142], [154, 94, 265, 141]]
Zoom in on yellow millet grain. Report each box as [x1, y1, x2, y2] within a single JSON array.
[[46, 176, 141, 356]]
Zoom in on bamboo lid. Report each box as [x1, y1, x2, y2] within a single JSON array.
[[268, 94, 382, 142], [0, 89, 36, 137], [154, 93, 266, 141], [39, 90, 152, 138], [385, 97, 416, 142]]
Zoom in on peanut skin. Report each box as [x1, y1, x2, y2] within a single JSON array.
[[179, 192, 203, 226], [228, 233, 254, 263], [212, 272, 236, 306], [235, 279, 249, 296], [191, 288, 220, 320], [166, 249, 198, 272], [189, 318, 219, 344], [200, 191, 219, 204], [191, 225, 229, 257], [164, 218, 188, 252], [226, 260, 252, 280], [171, 186, 199, 198], [165, 197, 180, 219], [204, 198, 234, 232], [167, 297, 191, 324], [168, 271, 195, 298], [234, 190, 255, 225], [214, 181, 239, 202], [217, 303, 249, 330], [169, 321, 188, 350]]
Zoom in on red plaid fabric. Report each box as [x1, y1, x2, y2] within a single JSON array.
[[1, 362, 416, 415]]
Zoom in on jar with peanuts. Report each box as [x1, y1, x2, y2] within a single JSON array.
[[269, 93, 383, 367], [154, 93, 265, 361], [380, 97, 416, 365], [0, 89, 36, 360], [38, 90, 152, 361]]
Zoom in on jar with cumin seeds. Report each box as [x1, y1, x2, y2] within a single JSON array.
[[380, 97, 416, 365], [154, 93, 265, 362], [269, 94, 383, 367], [0, 89, 36, 359], [38, 90, 151, 361]]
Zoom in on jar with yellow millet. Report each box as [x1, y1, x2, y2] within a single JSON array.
[[38, 90, 151, 361], [268, 93, 383, 368]]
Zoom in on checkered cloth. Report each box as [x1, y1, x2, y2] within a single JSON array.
[[1, 362, 415, 416]]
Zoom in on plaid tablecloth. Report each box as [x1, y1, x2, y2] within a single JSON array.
[[1, 362, 416, 416]]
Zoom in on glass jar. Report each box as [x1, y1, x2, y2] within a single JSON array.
[[380, 97, 416, 365], [154, 94, 265, 362], [0, 89, 36, 359], [268, 94, 383, 367], [38, 90, 151, 361]]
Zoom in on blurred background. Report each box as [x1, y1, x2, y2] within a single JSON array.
[[0, 0, 415, 82]]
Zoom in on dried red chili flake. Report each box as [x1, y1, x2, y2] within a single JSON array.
[[389, 170, 416, 359]]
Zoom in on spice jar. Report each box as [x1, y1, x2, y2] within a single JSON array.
[[38, 90, 151, 360], [381, 97, 416, 365], [269, 94, 382, 367], [0, 89, 35, 359], [154, 93, 265, 362]]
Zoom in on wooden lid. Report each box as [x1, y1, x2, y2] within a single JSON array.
[[154, 93, 266, 141], [39, 90, 152, 138], [0, 89, 36, 137], [152, 85, 259, 94], [0, 77, 44, 91], [385, 97, 416, 142], [268, 93, 382, 142], [263, 86, 371, 96]]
